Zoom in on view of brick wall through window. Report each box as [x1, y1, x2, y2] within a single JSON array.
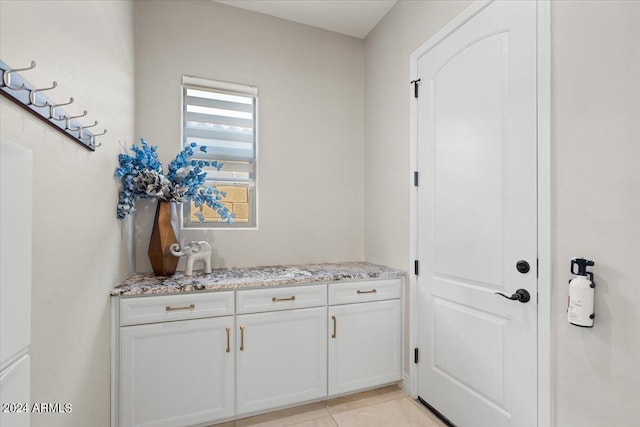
[[191, 184, 250, 223]]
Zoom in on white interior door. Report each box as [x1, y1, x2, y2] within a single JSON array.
[[415, 1, 538, 427]]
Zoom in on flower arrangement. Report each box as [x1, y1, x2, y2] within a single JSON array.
[[115, 138, 234, 224]]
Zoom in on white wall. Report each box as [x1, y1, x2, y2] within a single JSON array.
[[553, 2, 640, 425], [364, 0, 472, 373], [0, 1, 135, 426], [364, 0, 472, 271], [134, 0, 365, 271], [364, 0, 640, 426]]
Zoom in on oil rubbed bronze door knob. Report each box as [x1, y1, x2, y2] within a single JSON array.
[[495, 289, 531, 303]]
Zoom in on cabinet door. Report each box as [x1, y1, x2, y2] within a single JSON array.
[[120, 316, 234, 427], [236, 307, 327, 415], [328, 299, 402, 396]]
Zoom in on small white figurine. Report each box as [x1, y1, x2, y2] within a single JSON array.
[[169, 241, 212, 276]]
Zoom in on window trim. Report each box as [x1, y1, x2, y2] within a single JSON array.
[[180, 75, 259, 230]]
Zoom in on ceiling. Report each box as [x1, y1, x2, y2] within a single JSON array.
[[214, 0, 397, 39]]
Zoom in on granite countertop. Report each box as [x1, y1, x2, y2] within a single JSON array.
[[111, 262, 406, 297]]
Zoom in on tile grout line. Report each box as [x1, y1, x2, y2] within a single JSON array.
[[325, 393, 409, 427], [321, 399, 340, 427], [234, 387, 414, 427]]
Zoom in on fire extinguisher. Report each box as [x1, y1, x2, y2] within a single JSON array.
[[568, 257, 595, 327]]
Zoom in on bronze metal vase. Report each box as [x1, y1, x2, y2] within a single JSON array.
[[148, 200, 179, 276]]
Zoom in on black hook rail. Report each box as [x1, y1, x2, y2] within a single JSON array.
[[0, 59, 107, 151]]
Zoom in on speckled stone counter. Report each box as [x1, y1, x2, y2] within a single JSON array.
[[111, 262, 406, 297]]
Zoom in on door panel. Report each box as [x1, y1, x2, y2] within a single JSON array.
[[433, 297, 506, 405], [433, 32, 506, 286], [236, 307, 327, 415], [120, 317, 234, 427], [416, 2, 538, 427], [328, 300, 402, 396]]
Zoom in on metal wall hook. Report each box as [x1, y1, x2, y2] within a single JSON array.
[[77, 120, 98, 139], [65, 110, 88, 130], [2, 60, 36, 89], [29, 81, 57, 107], [3, 80, 26, 91], [79, 120, 98, 130], [0, 59, 98, 152], [91, 129, 107, 147], [49, 97, 74, 119]]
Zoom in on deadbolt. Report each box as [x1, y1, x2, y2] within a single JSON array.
[[516, 260, 530, 274]]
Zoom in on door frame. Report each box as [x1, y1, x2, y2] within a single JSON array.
[[408, 1, 552, 426]]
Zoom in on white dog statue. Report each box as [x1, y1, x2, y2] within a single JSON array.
[[169, 241, 212, 276]]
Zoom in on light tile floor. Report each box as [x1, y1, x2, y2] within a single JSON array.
[[211, 385, 447, 427]]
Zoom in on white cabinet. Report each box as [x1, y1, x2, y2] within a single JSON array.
[[1, 140, 31, 427], [328, 299, 402, 396], [119, 316, 234, 427], [112, 276, 404, 427], [236, 307, 327, 415]]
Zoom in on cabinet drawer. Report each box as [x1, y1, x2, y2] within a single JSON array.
[[236, 284, 327, 314], [120, 292, 234, 326], [328, 279, 401, 305]]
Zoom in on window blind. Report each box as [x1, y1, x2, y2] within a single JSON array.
[[183, 84, 256, 163]]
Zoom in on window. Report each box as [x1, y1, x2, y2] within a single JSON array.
[[181, 76, 257, 228]]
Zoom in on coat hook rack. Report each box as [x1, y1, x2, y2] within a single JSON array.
[[0, 59, 107, 151]]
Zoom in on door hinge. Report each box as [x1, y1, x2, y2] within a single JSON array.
[[410, 78, 421, 98], [414, 260, 419, 276], [536, 258, 539, 278], [414, 347, 419, 364], [414, 171, 419, 187]]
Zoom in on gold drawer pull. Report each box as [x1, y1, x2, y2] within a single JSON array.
[[165, 304, 195, 311], [225, 327, 231, 353], [240, 325, 245, 351], [357, 289, 377, 294], [272, 296, 296, 302], [331, 315, 337, 339]]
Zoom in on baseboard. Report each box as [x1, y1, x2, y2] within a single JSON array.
[[402, 373, 411, 394]]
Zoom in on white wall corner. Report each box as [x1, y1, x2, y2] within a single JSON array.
[[402, 373, 411, 394]]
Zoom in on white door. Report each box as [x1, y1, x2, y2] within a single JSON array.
[[236, 307, 327, 415], [120, 316, 235, 427], [328, 300, 402, 396], [415, 1, 538, 427]]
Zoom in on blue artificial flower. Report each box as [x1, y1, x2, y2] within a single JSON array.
[[115, 138, 233, 224]]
